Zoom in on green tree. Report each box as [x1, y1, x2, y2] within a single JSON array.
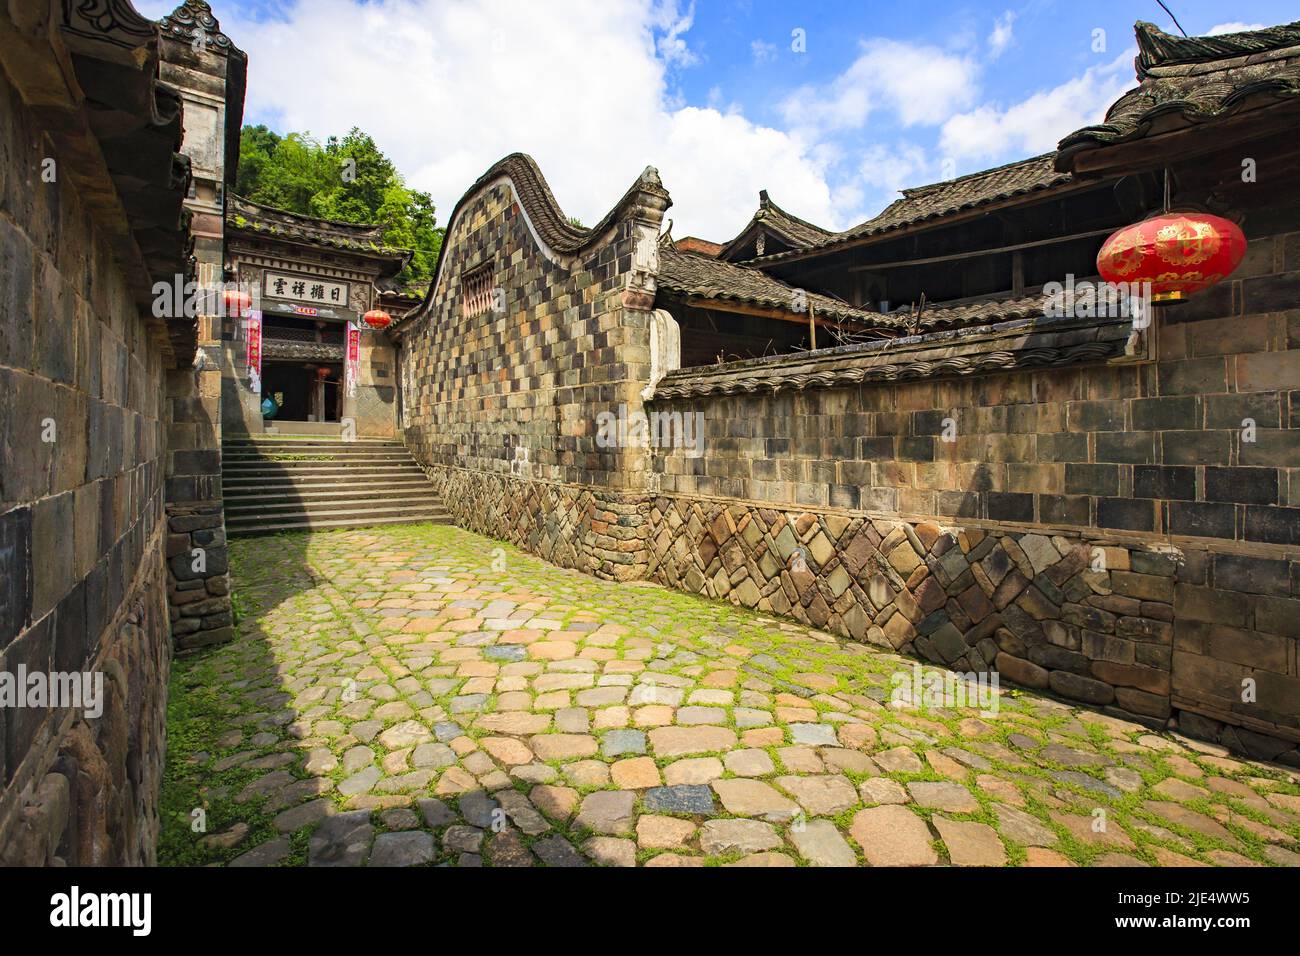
[[234, 125, 443, 292]]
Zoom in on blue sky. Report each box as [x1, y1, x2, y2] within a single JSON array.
[[139, 0, 1297, 239]]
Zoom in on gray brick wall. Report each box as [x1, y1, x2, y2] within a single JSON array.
[[0, 69, 171, 864]]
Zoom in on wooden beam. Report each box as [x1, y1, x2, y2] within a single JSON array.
[[847, 227, 1116, 272], [1069, 103, 1300, 178], [687, 297, 854, 329], [749, 179, 1102, 266]]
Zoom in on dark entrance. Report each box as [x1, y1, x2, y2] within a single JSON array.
[[263, 361, 342, 422]]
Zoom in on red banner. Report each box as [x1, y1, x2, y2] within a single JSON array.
[[345, 321, 361, 397], [246, 311, 262, 393]]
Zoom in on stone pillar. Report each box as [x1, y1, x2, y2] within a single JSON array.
[[157, 1, 245, 647], [164, 361, 234, 649]]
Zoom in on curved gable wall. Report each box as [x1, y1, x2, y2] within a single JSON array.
[[399, 165, 667, 496]]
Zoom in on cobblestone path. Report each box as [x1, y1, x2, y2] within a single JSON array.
[[160, 523, 1300, 867]]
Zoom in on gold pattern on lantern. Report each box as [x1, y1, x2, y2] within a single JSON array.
[[1100, 232, 1145, 276], [1155, 219, 1221, 266]]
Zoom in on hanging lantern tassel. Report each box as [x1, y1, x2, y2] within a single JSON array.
[[362, 308, 392, 330], [1097, 212, 1246, 304]]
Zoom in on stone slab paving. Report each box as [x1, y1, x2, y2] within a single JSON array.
[[159, 523, 1300, 868]]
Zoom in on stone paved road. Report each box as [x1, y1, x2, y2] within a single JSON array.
[[160, 523, 1300, 867]]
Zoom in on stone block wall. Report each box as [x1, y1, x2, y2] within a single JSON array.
[[641, 223, 1300, 759], [355, 330, 398, 437], [0, 69, 172, 863], [427, 466, 651, 581], [164, 346, 233, 651], [639, 494, 1298, 762], [400, 173, 660, 491]]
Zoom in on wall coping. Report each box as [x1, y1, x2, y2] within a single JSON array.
[[648, 311, 1146, 401]]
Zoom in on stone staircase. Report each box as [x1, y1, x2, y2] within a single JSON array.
[[221, 437, 452, 535]]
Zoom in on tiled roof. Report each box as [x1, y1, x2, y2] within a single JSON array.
[[1057, 20, 1300, 169], [658, 245, 1049, 334], [903, 293, 1048, 333], [759, 195, 836, 248], [752, 154, 1073, 263], [656, 244, 903, 329], [226, 196, 412, 272], [720, 191, 835, 258], [650, 309, 1132, 401]]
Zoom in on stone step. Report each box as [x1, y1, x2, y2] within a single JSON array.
[[220, 437, 448, 535], [220, 457, 416, 468], [222, 463, 426, 477], [222, 442, 405, 455], [223, 479, 433, 499], [225, 503, 451, 534], [225, 493, 444, 516], [226, 513, 455, 536], [222, 477, 433, 493]]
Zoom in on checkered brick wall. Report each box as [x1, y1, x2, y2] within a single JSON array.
[[400, 182, 653, 491]]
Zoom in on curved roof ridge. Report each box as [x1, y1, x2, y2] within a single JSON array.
[[1135, 19, 1300, 76], [1058, 18, 1300, 171], [757, 191, 834, 238], [718, 190, 834, 258], [452, 151, 669, 255], [743, 153, 1070, 265], [391, 152, 670, 332], [229, 195, 386, 238]]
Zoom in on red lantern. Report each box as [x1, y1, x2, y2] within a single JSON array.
[[1097, 212, 1246, 304], [222, 288, 252, 315], [362, 308, 392, 330], [316, 366, 330, 379]]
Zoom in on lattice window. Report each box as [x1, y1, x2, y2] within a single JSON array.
[[461, 263, 495, 318]]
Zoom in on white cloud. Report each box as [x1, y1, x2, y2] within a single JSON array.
[[1206, 22, 1266, 35], [653, 0, 699, 68], [202, 0, 847, 241], [938, 52, 1134, 167], [988, 11, 1016, 59], [779, 38, 980, 132], [751, 39, 778, 64], [857, 143, 934, 193]]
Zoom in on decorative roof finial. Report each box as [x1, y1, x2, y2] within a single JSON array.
[[159, 1, 244, 57]]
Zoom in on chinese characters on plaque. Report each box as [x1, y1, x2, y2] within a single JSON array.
[[262, 271, 350, 307]]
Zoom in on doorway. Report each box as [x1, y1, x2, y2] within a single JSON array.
[[262, 361, 342, 423]]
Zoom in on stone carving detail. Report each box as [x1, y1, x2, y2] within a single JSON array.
[[62, 0, 157, 49], [158, 0, 242, 56]]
